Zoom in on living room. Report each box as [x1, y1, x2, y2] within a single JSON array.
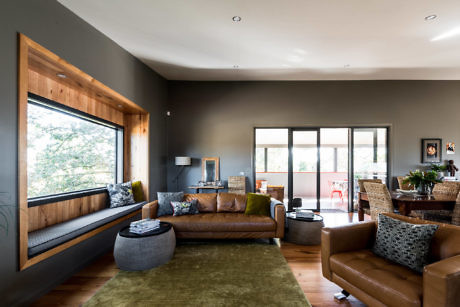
[[1, 1, 460, 306]]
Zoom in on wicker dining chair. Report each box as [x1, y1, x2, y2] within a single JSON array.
[[432, 181, 460, 194], [397, 176, 413, 190], [410, 182, 460, 222], [416, 191, 460, 225], [357, 179, 383, 216], [358, 179, 382, 192], [363, 182, 395, 221]]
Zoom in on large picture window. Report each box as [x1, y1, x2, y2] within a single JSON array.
[[27, 94, 123, 200]]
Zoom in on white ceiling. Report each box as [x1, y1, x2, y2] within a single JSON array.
[[59, 0, 460, 81]]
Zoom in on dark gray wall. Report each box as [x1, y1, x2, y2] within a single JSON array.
[[0, 1, 167, 305], [167, 81, 460, 191]]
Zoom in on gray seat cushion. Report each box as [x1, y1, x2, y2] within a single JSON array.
[[28, 201, 146, 257]]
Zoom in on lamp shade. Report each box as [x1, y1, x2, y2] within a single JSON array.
[[175, 156, 191, 166]]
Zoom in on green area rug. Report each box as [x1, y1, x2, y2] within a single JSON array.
[[85, 243, 311, 306]]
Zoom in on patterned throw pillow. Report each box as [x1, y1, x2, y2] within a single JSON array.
[[171, 200, 199, 216], [157, 192, 184, 216], [373, 214, 439, 273], [107, 182, 135, 208]]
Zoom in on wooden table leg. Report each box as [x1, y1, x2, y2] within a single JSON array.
[[397, 202, 410, 216], [358, 198, 364, 221]]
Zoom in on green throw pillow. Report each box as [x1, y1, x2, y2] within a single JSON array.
[[245, 193, 271, 216], [131, 181, 145, 202]]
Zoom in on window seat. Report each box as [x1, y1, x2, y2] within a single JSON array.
[[28, 201, 146, 257]]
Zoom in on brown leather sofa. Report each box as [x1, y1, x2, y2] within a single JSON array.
[[142, 192, 285, 239], [321, 213, 460, 307]]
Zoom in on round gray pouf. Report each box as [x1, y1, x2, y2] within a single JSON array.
[[114, 225, 175, 271]]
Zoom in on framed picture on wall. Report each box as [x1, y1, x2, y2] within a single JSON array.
[[421, 138, 442, 163]]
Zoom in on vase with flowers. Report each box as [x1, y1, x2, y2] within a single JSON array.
[[403, 170, 441, 195]]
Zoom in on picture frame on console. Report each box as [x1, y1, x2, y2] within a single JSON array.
[[421, 138, 442, 163]]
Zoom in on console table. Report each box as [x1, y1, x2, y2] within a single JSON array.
[[188, 186, 224, 193]]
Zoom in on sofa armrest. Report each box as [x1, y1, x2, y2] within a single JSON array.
[[321, 221, 376, 280], [142, 200, 158, 219], [423, 255, 460, 307]]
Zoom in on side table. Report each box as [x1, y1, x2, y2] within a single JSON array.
[[114, 221, 175, 271], [285, 212, 324, 245]]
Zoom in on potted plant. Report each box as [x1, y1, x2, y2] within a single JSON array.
[[403, 170, 441, 195], [430, 163, 447, 180]]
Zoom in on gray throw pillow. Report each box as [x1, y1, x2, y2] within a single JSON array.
[[373, 214, 439, 273], [171, 200, 199, 216], [107, 182, 135, 208], [157, 192, 184, 216]]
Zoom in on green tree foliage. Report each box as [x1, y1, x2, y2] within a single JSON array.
[[27, 103, 116, 198]]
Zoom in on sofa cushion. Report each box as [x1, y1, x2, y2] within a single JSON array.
[[184, 193, 217, 212], [158, 213, 276, 232], [217, 192, 247, 213], [245, 193, 271, 216], [107, 182, 135, 208], [171, 200, 199, 216], [330, 249, 422, 307], [28, 201, 146, 257], [373, 214, 438, 273], [157, 192, 184, 216], [131, 181, 145, 202]]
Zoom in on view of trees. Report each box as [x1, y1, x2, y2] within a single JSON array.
[[27, 103, 117, 198]]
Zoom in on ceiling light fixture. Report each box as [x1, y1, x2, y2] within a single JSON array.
[[344, 64, 350, 68], [233, 65, 239, 68], [425, 15, 437, 21], [431, 26, 460, 41], [232, 16, 242, 22], [56, 73, 67, 78]]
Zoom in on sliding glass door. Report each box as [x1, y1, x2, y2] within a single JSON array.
[[352, 128, 388, 202], [254, 127, 388, 212], [292, 130, 318, 209]]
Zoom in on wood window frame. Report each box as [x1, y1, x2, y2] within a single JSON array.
[[18, 34, 150, 270]]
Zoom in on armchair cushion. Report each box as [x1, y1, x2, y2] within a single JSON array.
[[330, 250, 422, 307], [373, 214, 438, 273]]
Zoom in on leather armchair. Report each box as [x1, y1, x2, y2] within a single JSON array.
[[321, 213, 460, 307]]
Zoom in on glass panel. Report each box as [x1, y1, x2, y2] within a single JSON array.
[[255, 129, 288, 206], [320, 128, 349, 211], [27, 102, 117, 198], [293, 130, 318, 209], [353, 128, 388, 201]]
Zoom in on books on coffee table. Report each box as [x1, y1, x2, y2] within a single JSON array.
[[295, 209, 315, 219], [129, 219, 160, 234]]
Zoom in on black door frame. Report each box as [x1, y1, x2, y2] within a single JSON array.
[[288, 128, 320, 211]]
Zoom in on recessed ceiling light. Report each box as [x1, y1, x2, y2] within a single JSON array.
[[425, 15, 437, 21], [56, 73, 67, 78], [232, 16, 242, 22]]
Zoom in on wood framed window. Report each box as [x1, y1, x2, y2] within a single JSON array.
[[18, 34, 150, 270]]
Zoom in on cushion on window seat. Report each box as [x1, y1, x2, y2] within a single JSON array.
[[28, 201, 146, 257]]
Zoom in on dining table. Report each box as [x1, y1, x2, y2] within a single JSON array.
[[357, 191, 457, 221]]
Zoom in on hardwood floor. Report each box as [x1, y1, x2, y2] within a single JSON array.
[[32, 213, 369, 306]]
